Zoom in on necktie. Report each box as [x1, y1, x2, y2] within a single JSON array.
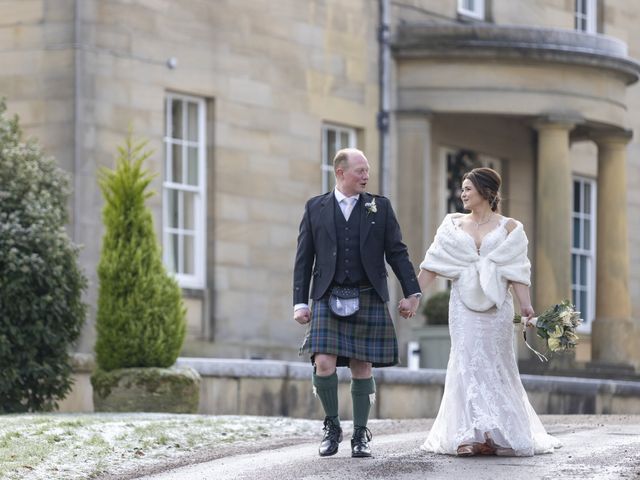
[[343, 197, 356, 221]]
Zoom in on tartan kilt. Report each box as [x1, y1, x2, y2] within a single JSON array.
[[299, 287, 399, 367]]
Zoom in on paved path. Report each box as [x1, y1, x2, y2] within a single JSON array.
[[137, 416, 640, 480]]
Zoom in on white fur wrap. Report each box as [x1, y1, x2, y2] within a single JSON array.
[[420, 214, 531, 311]]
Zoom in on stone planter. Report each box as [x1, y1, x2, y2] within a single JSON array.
[[411, 325, 451, 369], [91, 366, 201, 413]]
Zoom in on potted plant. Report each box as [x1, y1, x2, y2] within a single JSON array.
[[411, 290, 451, 369], [90, 133, 200, 413]]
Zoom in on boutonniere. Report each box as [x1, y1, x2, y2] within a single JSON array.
[[364, 198, 377, 214]]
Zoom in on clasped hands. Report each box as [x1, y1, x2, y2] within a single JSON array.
[[397, 295, 420, 319]]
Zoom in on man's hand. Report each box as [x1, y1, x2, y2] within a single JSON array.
[[294, 307, 311, 324], [398, 295, 420, 319]]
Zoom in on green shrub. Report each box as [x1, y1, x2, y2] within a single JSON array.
[[95, 133, 186, 371], [0, 99, 87, 412], [422, 290, 450, 325]]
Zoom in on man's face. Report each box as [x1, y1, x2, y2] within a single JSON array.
[[337, 152, 370, 196]]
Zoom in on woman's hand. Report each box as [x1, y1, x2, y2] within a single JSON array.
[[521, 304, 535, 326]]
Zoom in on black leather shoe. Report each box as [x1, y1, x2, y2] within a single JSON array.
[[351, 426, 372, 458], [319, 417, 343, 457]]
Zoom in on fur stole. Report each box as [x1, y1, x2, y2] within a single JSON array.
[[419, 214, 531, 311]]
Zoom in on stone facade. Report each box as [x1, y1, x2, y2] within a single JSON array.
[[0, 1, 638, 371]]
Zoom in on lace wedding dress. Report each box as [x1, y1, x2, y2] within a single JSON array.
[[421, 216, 561, 456]]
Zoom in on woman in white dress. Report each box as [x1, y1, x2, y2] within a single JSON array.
[[413, 167, 561, 457]]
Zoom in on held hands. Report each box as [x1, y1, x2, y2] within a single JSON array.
[[398, 295, 419, 319], [294, 307, 311, 325]]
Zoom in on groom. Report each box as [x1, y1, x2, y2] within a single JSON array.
[[293, 147, 421, 458]]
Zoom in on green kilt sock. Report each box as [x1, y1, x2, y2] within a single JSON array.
[[312, 372, 340, 426], [351, 377, 376, 428]]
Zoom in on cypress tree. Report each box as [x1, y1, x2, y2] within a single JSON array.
[[0, 99, 87, 412], [95, 133, 186, 371]]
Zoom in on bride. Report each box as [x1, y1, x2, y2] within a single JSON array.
[[412, 167, 561, 457]]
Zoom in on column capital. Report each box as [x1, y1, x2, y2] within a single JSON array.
[[590, 128, 633, 147], [532, 113, 584, 131]]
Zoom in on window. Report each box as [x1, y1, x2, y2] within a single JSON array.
[[163, 93, 206, 288], [457, 0, 485, 20], [321, 124, 357, 193], [572, 177, 596, 332], [444, 148, 502, 214], [575, 0, 597, 34]]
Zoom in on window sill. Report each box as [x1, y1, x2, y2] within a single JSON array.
[[457, 11, 485, 23], [181, 287, 206, 299]]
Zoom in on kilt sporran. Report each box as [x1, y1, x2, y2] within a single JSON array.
[[328, 285, 359, 317]]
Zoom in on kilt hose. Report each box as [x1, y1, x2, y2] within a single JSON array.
[[299, 287, 399, 368]]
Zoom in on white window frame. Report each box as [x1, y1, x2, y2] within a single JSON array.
[[457, 0, 485, 20], [321, 124, 357, 193], [575, 0, 597, 34], [571, 176, 597, 333], [163, 93, 207, 289]]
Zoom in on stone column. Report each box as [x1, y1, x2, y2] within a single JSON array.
[[394, 111, 432, 365], [591, 130, 636, 367], [395, 111, 432, 268], [532, 119, 575, 311]]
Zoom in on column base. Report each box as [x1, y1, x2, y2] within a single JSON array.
[[591, 317, 638, 370], [584, 361, 637, 377], [518, 358, 640, 381]]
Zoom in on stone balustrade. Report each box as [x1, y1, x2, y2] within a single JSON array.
[[57, 355, 640, 417]]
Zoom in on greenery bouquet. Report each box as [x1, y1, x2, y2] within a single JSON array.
[[513, 300, 582, 362]]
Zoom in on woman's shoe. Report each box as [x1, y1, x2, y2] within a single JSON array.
[[476, 442, 497, 455], [478, 432, 497, 455], [456, 444, 475, 456]]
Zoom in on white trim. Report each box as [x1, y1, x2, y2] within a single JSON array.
[[571, 176, 596, 333], [321, 123, 357, 193], [163, 93, 207, 289], [457, 0, 485, 20], [575, 0, 597, 34]]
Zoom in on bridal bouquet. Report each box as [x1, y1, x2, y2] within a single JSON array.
[[513, 300, 582, 362]]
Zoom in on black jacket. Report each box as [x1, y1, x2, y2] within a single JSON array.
[[293, 191, 419, 304]]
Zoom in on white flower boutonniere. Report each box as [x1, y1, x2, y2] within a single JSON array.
[[364, 198, 377, 214]]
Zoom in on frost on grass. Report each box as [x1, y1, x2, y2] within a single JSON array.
[[0, 413, 319, 479]]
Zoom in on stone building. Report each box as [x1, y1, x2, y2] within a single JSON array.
[[1, 0, 638, 373]]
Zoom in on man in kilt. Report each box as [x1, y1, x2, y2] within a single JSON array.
[[293, 148, 421, 458]]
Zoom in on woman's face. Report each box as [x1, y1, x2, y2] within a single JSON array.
[[460, 178, 487, 211]]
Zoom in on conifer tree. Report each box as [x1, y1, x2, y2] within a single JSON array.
[[95, 133, 185, 371], [0, 99, 87, 412]]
